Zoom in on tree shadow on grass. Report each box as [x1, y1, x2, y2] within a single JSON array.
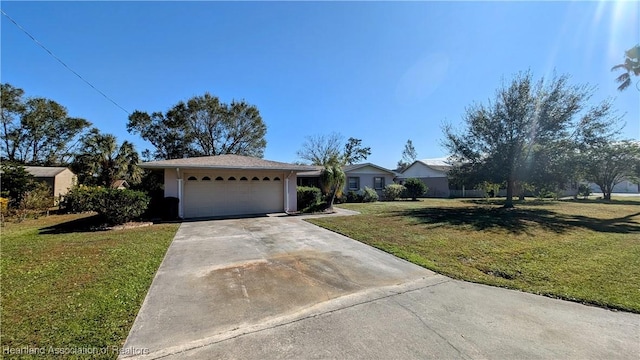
[[393, 206, 640, 235], [39, 214, 108, 234]]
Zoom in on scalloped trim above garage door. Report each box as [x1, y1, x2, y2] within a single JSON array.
[[183, 172, 284, 218]]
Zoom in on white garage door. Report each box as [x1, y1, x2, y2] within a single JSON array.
[[183, 173, 284, 218]]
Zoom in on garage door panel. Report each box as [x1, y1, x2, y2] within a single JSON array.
[[184, 173, 283, 218]]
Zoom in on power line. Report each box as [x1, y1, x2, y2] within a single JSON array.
[[1, 8, 130, 115]]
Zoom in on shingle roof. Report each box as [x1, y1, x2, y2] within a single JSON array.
[[24, 166, 70, 178], [139, 155, 315, 171], [297, 163, 397, 177]]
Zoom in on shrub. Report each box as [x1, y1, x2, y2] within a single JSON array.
[[382, 184, 406, 201], [404, 178, 427, 200], [362, 186, 379, 202], [62, 186, 149, 225], [476, 181, 501, 199], [297, 186, 322, 211], [0, 197, 9, 226], [96, 188, 150, 225], [578, 184, 592, 200], [61, 186, 100, 213], [346, 190, 364, 203], [15, 182, 53, 221]]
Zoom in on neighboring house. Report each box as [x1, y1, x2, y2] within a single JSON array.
[[139, 155, 314, 219], [588, 180, 640, 194], [24, 166, 77, 203], [297, 163, 397, 197], [396, 158, 452, 198], [111, 180, 130, 189]]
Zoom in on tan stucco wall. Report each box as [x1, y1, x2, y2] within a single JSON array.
[[52, 169, 77, 202]]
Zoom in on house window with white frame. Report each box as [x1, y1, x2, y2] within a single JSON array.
[[348, 177, 360, 191], [373, 177, 385, 190]]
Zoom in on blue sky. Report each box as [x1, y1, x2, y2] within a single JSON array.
[[2, 1, 638, 169]]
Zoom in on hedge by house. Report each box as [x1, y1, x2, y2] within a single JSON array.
[[62, 186, 149, 225], [403, 178, 428, 200], [382, 184, 406, 201]]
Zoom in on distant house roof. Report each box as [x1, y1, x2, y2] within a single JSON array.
[[111, 180, 130, 189], [139, 154, 314, 171], [412, 158, 453, 173], [24, 166, 70, 178]]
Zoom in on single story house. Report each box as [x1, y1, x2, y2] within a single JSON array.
[[24, 166, 77, 203], [297, 163, 398, 197], [139, 155, 314, 219], [396, 158, 452, 198]]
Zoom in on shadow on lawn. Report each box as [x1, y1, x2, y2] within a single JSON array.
[[39, 214, 107, 234], [394, 206, 640, 234]]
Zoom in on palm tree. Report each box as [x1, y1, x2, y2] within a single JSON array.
[[612, 45, 640, 91], [319, 164, 346, 211], [73, 130, 142, 187]]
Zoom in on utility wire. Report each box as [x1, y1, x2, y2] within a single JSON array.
[[1, 8, 130, 115]]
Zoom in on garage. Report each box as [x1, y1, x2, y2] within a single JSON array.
[[183, 172, 284, 218], [139, 155, 312, 219]]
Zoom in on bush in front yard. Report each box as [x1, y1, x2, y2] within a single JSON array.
[[96, 188, 150, 224], [362, 186, 379, 202], [297, 186, 322, 211], [62, 186, 149, 225], [404, 178, 427, 201], [382, 184, 406, 201], [346, 190, 364, 203]]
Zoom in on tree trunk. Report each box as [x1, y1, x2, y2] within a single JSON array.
[[504, 178, 515, 208]]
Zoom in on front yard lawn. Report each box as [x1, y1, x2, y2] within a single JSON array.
[[307, 198, 640, 313], [1, 213, 179, 359]]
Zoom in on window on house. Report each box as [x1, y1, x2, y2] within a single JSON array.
[[187, 176, 198, 181], [252, 176, 260, 181], [215, 176, 224, 181], [274, 177, 281, 181], [348, 177, 360, 190], [228, 177, 236, 181], [263, 177, 270, 181], [374, 177, 385, 190], [240, 177, 248, 181], [201, 176, 211, 181]]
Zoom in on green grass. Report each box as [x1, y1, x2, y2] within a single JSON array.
[[1, 213, 179, 359], [307, 198, 640, 313]]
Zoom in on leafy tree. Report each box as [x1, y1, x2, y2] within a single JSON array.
[[127, 93, 267, 160], [0, 163, 36, 208], [319, 164, 346, 210], [397, 139, 418, 171], [72, 130, 143, 187], [443, 71, 619, 208], [403, 178, 427, 200], [297, 133, 370, 166], [612, 45, 640, 92], [582, 141, 640, 200], [343, 137, 372, 165], [0, 83, 91, 165]]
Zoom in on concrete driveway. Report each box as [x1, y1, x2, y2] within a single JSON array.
[[121, 215, 639, 359]]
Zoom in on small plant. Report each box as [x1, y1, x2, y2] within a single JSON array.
[[578, 184, 592, 200], [403, 178, 427, 201], [476, 181, 501, 200], [15, 182, 53, 221], [297, 186, 322, 211], [0, 197, 9, 226], [362, 186, 379, 202], [382, 184, 406, 201]]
